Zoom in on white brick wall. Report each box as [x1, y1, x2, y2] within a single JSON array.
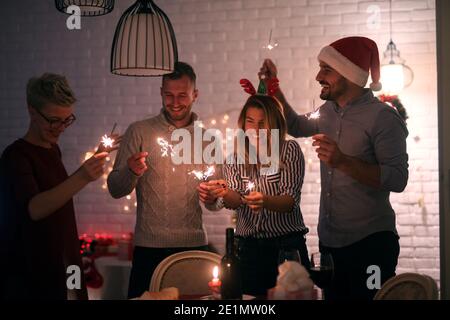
[[0, 0, 439, 284]]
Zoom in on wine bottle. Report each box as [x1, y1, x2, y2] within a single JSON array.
[[220, 228, 242, 299]]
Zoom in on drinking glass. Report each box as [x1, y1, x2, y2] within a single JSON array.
[[309, 252, 334, 299]]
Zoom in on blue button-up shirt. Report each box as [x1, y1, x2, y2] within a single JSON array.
[[283, 89, 409, 247]]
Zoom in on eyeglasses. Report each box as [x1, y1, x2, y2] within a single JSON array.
[[34, 107, 76, 129]]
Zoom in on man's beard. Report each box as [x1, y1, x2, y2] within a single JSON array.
[[319, 79, 346, 101], [165, 103, 192, 121], [319, 80, 331, 100], [320, 90, 331, 100]]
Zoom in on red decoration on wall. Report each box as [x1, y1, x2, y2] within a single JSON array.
[[378, 94, 408, 122], [79, 233, 133, 288]]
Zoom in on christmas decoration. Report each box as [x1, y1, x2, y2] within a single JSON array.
[[240, 78, 279, 97], [79, 233, 133, 288], [82, 256, 103, 288], [79, 234, 113, 288], [378, 94, 408, 122]]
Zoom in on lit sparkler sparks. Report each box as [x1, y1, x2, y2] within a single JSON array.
[[244, 180, 255, 194], [306, 108, 321, 120], [101, 135, 114, 149], [157, 137, 175, 157], [306, 100, 321, 120], [189, 165, 215, 181], [100, 122, 117, 150], [265, 43, 278, 50], [262, 29, 278, 51]]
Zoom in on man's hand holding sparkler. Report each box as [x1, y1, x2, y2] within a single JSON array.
[[312, 134, 382, 189], [258, 58, 278, 81], [127, 152, 149, 176], [312, 134, 345, 168]]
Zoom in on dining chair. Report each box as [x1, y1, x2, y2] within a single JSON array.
[[373, 272, 439, 300], [149, 250, 221, 296]]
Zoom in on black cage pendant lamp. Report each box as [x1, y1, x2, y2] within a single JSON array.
[[55, 0, 115, 17], [111, 0, 178, 77]]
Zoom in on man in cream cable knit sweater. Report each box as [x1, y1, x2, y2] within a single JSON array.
[[107, 62, 210, 299]]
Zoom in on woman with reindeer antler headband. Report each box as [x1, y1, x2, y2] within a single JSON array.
[[197, 77, 310, 296]]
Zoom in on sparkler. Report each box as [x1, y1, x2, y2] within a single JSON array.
[[101, 135, 114, 149], [244, 180, 255, 195], [306, 108, 321, 120], [240, 180, 256, 202], [189, 165, 215, 181], [306, 100, 321, 120], [110, 122, 117, 136], [262, 29, 278, 51], [100, 122, 117, 150], [84, 151, 94, 161], [156, 137, 175, 157]]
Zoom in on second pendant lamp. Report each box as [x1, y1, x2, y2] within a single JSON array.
[[111, 0, 178, 77]]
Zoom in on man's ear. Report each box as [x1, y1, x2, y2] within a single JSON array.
[[193, 89, 199, 102]]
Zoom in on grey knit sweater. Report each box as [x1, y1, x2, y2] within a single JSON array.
[[107, 110, 208, 248]]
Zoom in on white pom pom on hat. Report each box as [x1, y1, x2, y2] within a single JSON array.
[[370, 81, 382, 91], [317, 36, 382, 91]]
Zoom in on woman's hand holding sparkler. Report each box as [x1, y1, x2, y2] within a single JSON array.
[[127, 152, 149, 176], [242, 191, 266, 213], [209, 179, 228, 198], [197, 179, 227, 204], [79, 152, 108, 182], [96, 123, 122, 154]]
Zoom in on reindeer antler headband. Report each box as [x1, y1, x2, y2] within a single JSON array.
[[239, 77, 279, 97]]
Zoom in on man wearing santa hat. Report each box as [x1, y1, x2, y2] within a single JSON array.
[[260, 36, 408, 300]]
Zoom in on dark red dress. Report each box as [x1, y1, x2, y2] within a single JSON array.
[[0, 139, 87, 300]]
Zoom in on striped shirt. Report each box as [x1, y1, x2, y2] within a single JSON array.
[[223, 139, 308, 239]]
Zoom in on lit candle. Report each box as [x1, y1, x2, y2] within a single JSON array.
[[208, 266, 221, 299]]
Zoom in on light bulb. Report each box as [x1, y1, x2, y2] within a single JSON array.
[[380, 64, 405, 94]]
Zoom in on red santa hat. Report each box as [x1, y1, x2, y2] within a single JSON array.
[[317, 36, 382, 91]]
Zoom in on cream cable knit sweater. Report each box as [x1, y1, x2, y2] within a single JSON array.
[[107, 110, 208, 248]]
